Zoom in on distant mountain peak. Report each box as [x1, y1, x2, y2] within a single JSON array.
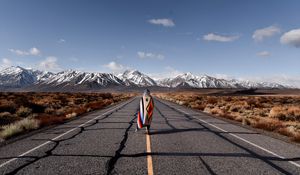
[[0, 66, 290, 90], [118, 69, 156, 87]]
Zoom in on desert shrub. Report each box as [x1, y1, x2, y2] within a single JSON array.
[[0, 118, 39, 139], [0, 104, 17, 114], [229, 105, 244, 112], [102, 93, 113, 99], [85, 101, 104, 110], [252, 119, 283, 131], [269, 106, 300, 121], [246, 98, 262, 108], [0, 112, 12, 118], [269, 106, 287, 120], [44, 107, 55, 114], [74, 98, 87, 105], [292, 133, 300, 143], [36, 114, 65, 126], [277, 127, 294, 137], [176, 100, 186, 105], [0, 112, 16, 125], [14, 95, 29, 107], [27, 102, 46, 113], [210, 107, 226, 116], [16, 106, 32, 118], [191, 104, 206, 111], [257, 110, 268, 117], [207, 97, 218, 104], [55, 95, 69, 105], [66, 112, 77, 119], [223, 96, 233, 102], [0, 92, 131, 139], [55, 107, 67, 115], [287, 106, 300, 121], [196, 96, 204, 101], [73, 107, 88, 115]]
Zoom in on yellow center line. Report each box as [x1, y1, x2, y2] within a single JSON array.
[[146, 131, 154, 175]]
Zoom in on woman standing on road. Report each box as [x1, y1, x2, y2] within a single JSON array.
[[136, 89, 154, 132]]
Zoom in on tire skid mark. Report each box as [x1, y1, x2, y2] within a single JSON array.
[[2, 100, 134, 175]]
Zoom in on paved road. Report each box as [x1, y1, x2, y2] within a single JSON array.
[[0, 97, 300, 175]]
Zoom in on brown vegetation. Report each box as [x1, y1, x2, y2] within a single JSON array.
[[0, 92, 134, 140], [155, 92, 300, 143]]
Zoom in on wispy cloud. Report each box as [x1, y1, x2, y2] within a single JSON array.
[[58, 39, 66, 43], [280, 28, 300, 48], [149, 66, 182, 80], [0, 58, 13, 69], [212, 73, 236, 80], [137, 51, 165, 60], [245, 75, 300, 88], [103, 61, 126, 73], [203, 33, 239, 42], [38, 56, 61, 72], [257, 51, 271, 57], [252, 25, 280, 42], [9, 47, 41, 56], [148, 18, 175, 27]]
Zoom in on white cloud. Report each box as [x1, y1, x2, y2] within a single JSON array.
[[38, 56, 60, 72], [203, 33, 239, 42], [103, 61, 126, 73], [252, 25, 280, 42], [149, 66, 182, 80], [9, 47, 41, 56], [245, 75, 300, 88], [0, 58, 13, 69], [137, 51, 165, 60], [212, 73, 236, 80], [257, 51, 271, 57], [58, 39, 66, 43], [148, 18, 175, 27], [29, 47, 40, 55], [280, 28, 300, 48]]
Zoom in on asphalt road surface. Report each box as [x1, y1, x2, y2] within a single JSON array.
[[0, 97, 300, 175]]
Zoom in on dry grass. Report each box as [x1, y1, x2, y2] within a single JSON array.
[[155, 92, 300, 143], [0, 92, 134, 140], [292, 133, 300, 142], [269, 106, 300, 121], [16, 106, 32, 118], [0, 118, 40, 139]]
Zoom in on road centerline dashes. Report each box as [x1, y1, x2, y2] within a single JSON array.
[[146, 131, 154, 175]]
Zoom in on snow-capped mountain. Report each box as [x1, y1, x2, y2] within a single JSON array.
[[158, 72, 236, 88], [0, 66, 291, 91], [36, 70, 125, 89], [117, 70, 157, 87], [228, 79, 286, 89], [0, 66, 53, 88]]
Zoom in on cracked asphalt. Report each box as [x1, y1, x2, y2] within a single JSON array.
[[0, 97, 300, 175]]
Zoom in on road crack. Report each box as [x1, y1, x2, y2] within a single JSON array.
[[105, 111, 137, 175], [3, 101, 132, 175]]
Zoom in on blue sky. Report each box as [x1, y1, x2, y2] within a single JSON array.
[[1, 0, 300, 86]]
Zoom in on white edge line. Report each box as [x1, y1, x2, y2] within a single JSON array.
[[171, 103, 300, 168], [0, 98, 134, 168]]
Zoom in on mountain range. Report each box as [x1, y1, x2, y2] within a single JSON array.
[[0, 66, 289, 91]]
